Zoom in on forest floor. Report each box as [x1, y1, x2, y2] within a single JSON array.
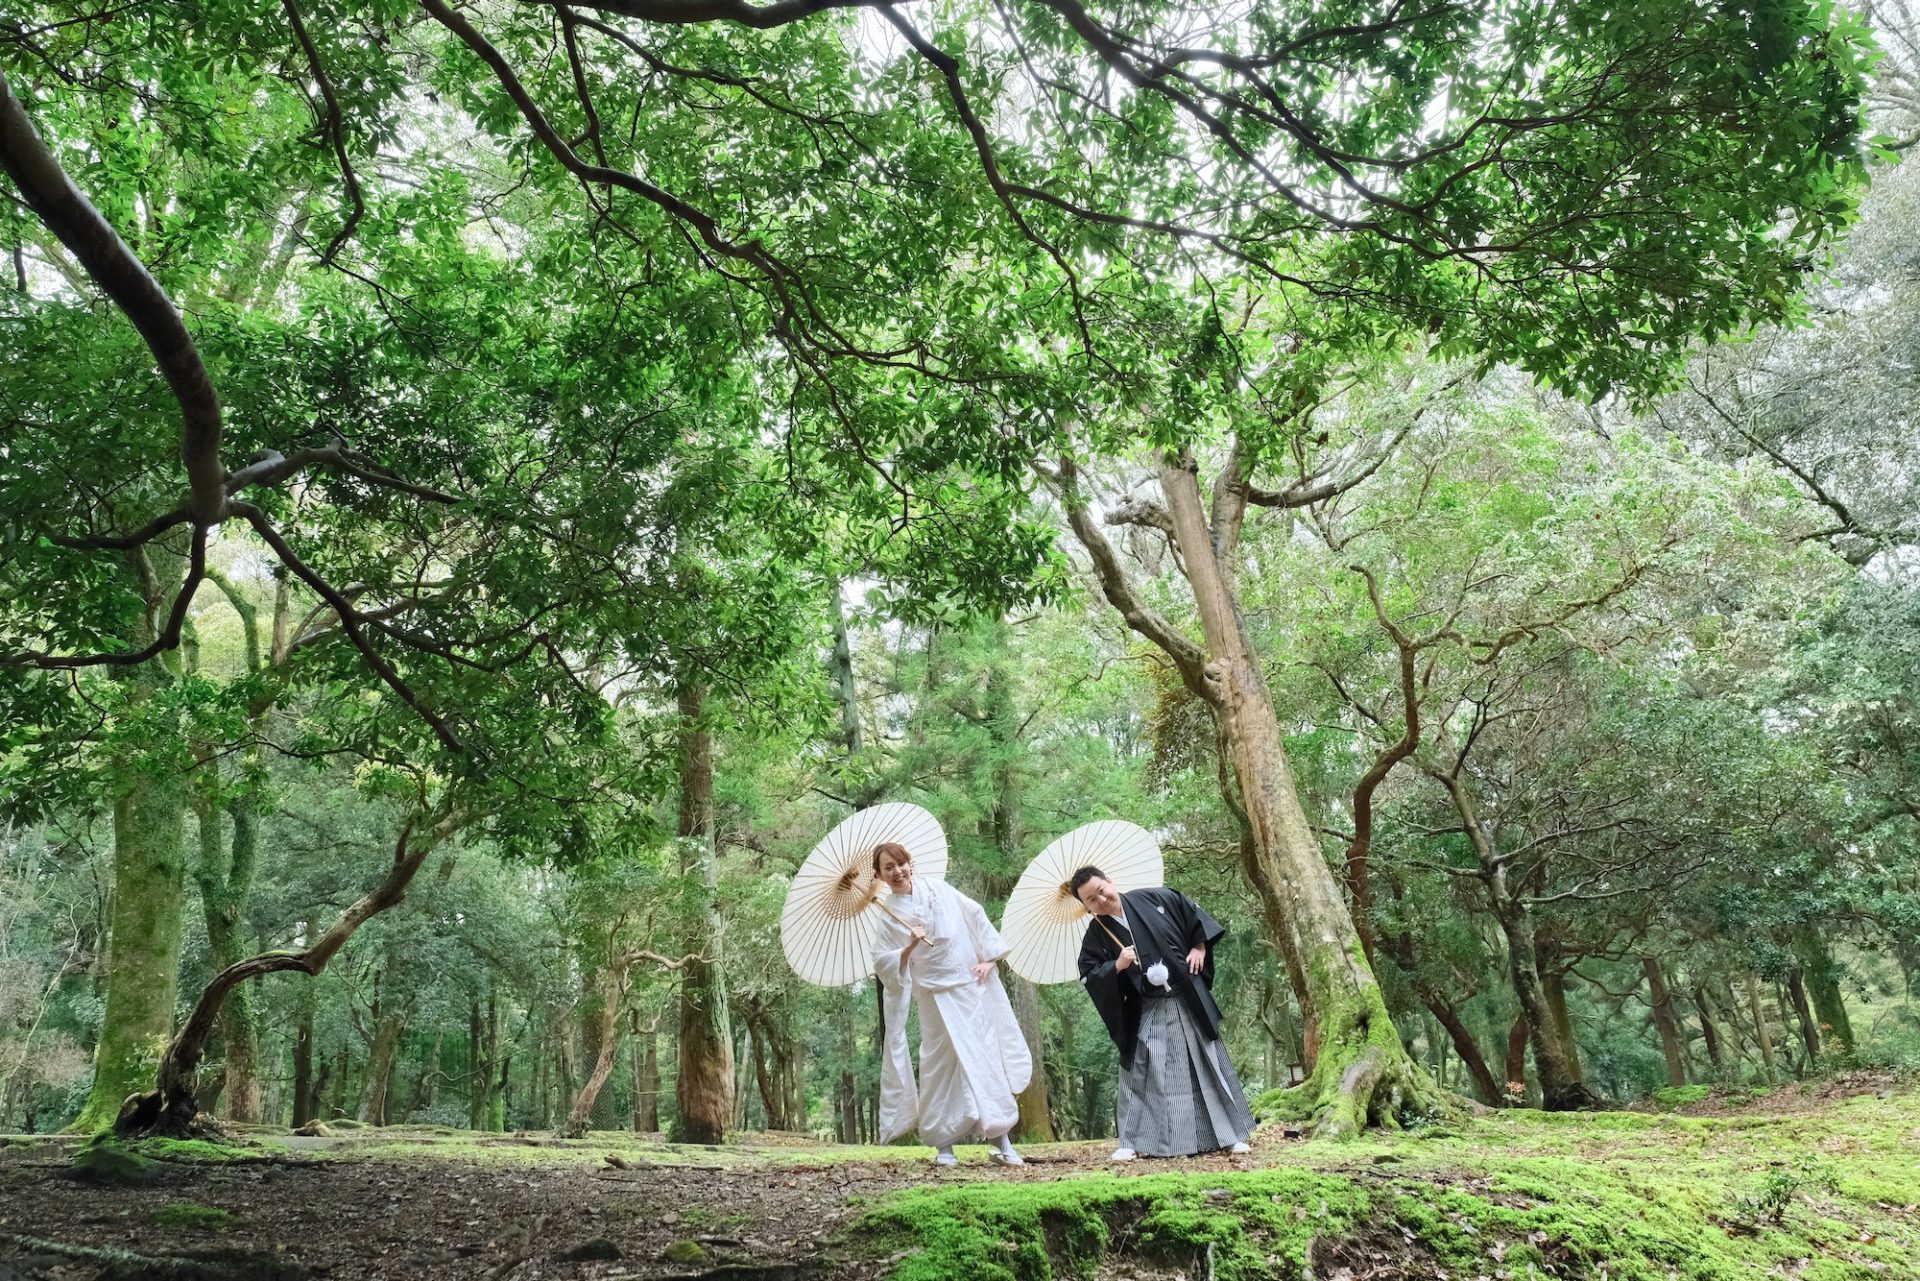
[[0, 1073, 1916, 1281]]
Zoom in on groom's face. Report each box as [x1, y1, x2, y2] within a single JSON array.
[[1075, 876, 1121, 916]]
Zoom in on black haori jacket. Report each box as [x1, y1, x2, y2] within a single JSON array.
[[1077, 886, 1228, 1070]]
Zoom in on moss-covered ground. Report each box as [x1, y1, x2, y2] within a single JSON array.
[[2, 1080, 1914, 1279], [857, 1086, 1920, 1281]]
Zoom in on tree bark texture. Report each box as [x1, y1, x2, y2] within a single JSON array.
[[1642, 956, 1688, 1088], [670, 681, 734, 1144]]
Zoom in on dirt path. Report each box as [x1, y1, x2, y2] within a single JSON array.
[[0, 1137, 1265, 1280]]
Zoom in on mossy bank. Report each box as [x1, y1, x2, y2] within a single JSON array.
[[856, 1087, 1920, 1280]]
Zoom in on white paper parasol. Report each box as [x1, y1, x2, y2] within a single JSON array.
[[1000, 819, 1164, 984], [780, 802, 949, 987]]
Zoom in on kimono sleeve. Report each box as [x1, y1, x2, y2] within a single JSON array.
[[870, 909, 912, 994], [1181, 892, 1227, 950], [957, 890, 1010, 964]]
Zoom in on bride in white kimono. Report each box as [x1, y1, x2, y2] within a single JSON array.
[[868, 841, 1031, 1166]]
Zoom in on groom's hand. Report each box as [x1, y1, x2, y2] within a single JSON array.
[[1185, 945, 1206, 974], [1116, 945, 1138, 972]]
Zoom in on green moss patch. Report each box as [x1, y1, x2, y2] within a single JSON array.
[[1654, 1084, 1714, 1110], [152, 1202, 241, 1232], [856, 1091, 1920, 1281], [860, 1170, 1368, 1281], [136, 1138, 258, 1164]]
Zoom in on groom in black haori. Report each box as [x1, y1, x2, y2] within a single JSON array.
[[1073, 866, 1256, 1161]]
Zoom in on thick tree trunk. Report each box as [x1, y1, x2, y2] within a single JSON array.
[[1642, 957, 1688, 1088], [670, 681, 734, 1144], [76, 759, 188, 1132], [1539, 957, 1585, 1087], [359, 1010, 406, 1125], [1152, 458, 1436, 1135]]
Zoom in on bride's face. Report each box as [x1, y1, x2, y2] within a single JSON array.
[[877, 847, 914, 895]]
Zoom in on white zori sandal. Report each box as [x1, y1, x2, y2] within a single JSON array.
[[1109, 1147, 1137, 1162]]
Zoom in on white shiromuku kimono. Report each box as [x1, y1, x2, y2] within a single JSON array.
[[871, 876, 1032, 1147]]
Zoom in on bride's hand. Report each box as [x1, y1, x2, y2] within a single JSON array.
[[971, 960, 996, 984]]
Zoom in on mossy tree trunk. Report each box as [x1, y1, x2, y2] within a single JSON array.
[[1056, 450, 1442, 1135], [670, 680, 734, 1144], [1795, 929, 1855, 1057], [74, 551, 189, 1135], [189, 757, 263, 1122]]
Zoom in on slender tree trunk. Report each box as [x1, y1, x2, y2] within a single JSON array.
[[1692, 986, 1723, 1072], [292, 993, 316, 1128], [1152, 457, 1433, 1134], [1447, 779, 1595, 1111], [562, 954, 632, 1137], [1786, 965, 1821, 1063], [670, 681, 733, 1144], [189, 761, 263, 1123], [1642, 957, 1688, 1088], [978, 634, 1054, 1140], [1424, 993, 1502, 1106], [1747, 975, 1777, 1083]]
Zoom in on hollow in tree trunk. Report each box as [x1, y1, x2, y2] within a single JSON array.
[[670, 681, 733, 1144]]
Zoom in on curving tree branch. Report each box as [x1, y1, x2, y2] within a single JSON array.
[[0, 62, 226, 525]]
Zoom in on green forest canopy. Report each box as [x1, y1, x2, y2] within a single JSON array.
[[1, 0, 1917, 1139]]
